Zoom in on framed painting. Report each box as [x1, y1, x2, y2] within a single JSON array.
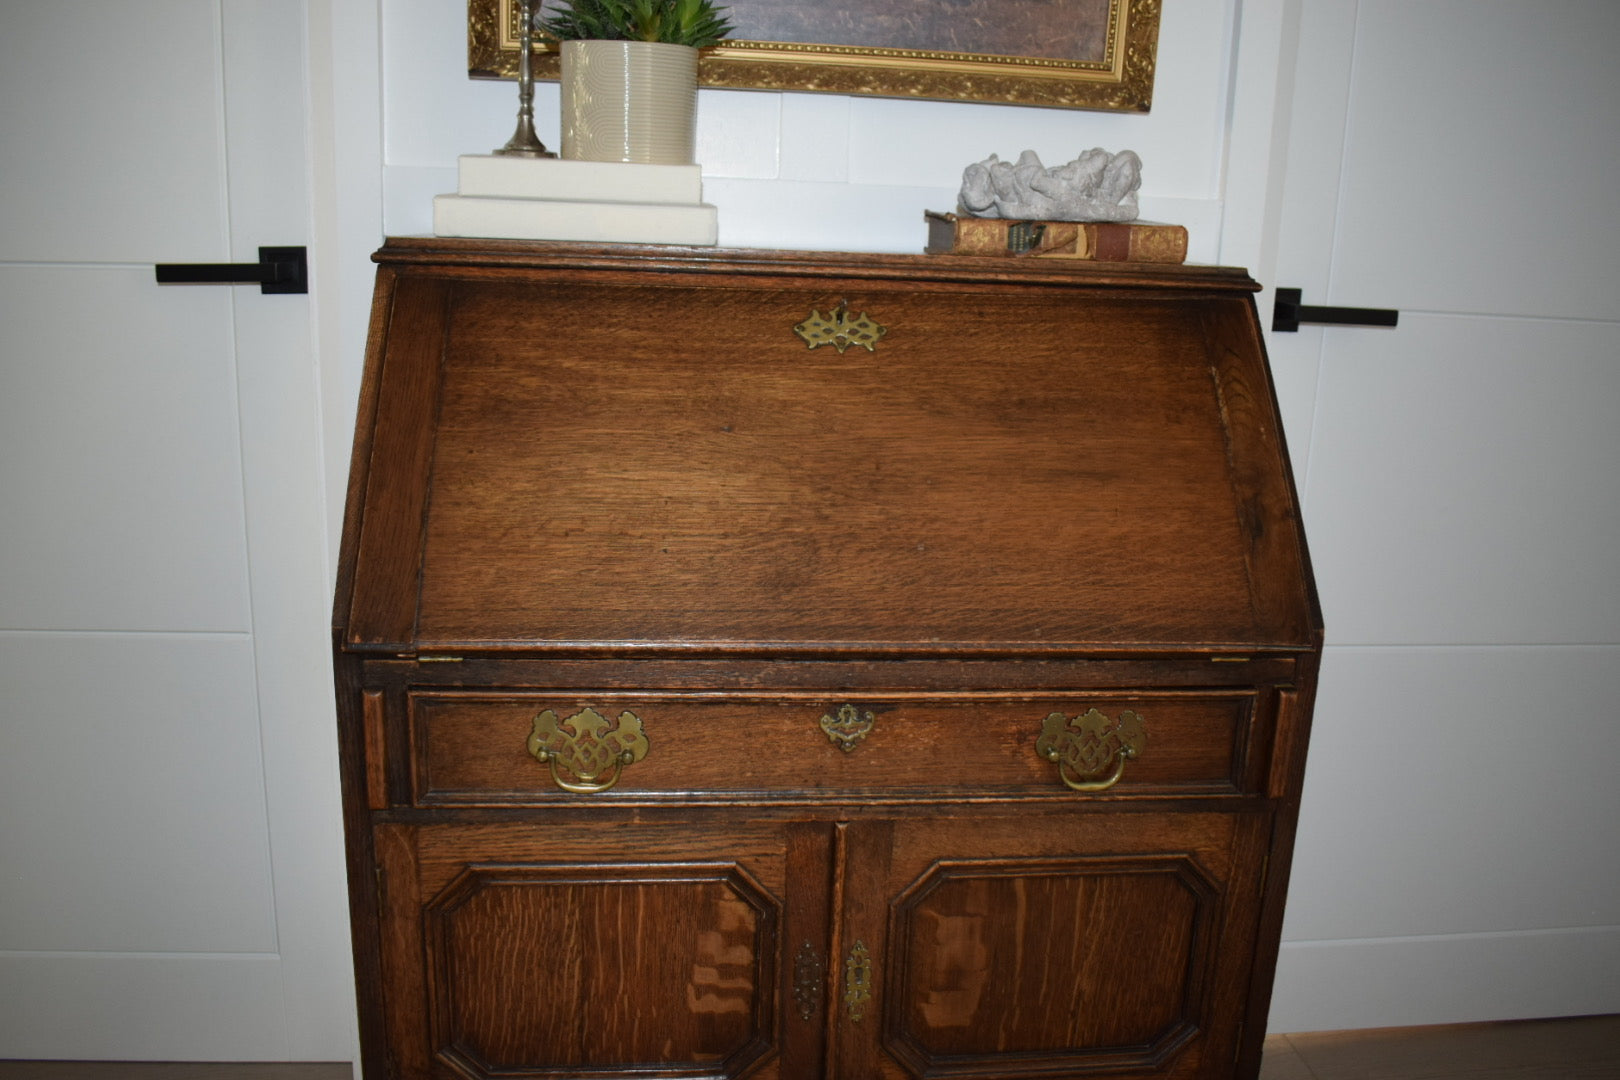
[[468, 0, 1161, 111]]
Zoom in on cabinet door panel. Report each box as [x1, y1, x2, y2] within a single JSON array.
[[843, 812, 1268, 1079], [377, 820, 827, 1080]]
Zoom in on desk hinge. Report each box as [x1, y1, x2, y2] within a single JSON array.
[[417, 655, 465, 663]]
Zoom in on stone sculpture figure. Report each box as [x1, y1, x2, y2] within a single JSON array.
[[958, 148, 1142, 222]]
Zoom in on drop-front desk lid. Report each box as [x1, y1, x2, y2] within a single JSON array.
[[335, 239, 1320, 658]]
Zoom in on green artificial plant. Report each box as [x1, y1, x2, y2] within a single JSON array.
[[538, 0, 734, 48]]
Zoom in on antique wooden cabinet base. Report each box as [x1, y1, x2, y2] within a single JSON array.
[[333, 239, 1322, 1080]]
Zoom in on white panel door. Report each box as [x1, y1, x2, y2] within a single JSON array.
[[1260, 0, 1620, 1032], [0, 0, 352, 1064]]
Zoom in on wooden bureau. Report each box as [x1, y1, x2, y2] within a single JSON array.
[[333, 238, 1322, 1080]]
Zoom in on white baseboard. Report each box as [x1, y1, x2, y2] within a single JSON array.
[[0, 952, 287, 1060], [1269, 924, 1620, 1033]]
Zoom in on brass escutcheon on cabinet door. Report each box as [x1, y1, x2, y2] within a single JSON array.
[[844, 941, 873, 1022], [793, 941, 823, 1021], [1035, 708, 1147, 792], [794, 302, 887, 353], [527, 707, 648, 793]]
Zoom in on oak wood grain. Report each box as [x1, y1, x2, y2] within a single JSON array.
[[409, 281, 1264, 651], [334, 241, 1321, 1080], [344, 274, 450, 646], [407, 690, 1258, 804]]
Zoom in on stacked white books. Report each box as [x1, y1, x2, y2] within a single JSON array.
[[433, 154, 718, 245]]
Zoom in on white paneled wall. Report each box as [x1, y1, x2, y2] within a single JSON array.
[[378, 0, 1238, 256], [0, 6, 229, 264], [0, 6, 276, 1055], [1264, 0, 1620, 1033], [0, 269, 251, 632], [1304, 314, 1620, 647], [1, 0, 351, 1063], [0, 635, 277, 953]]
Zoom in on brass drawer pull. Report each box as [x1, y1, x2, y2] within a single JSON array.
[[527, 707, 649, 793], [1036, 708, 1147, 792], [844, 940, 872, 1022], [794, 302, 887, 353]]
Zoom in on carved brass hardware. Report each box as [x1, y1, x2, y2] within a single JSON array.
[[1035, 708, 1147, 792], [793, 941, 823, 1021], [794, 302, 887, 353], [844, 940, 872, 1022], [527, 707, 649, 793], [819, 704, 876, 752]]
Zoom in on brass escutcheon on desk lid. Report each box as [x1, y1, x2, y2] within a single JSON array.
[[794, 302, 886, 353], [527, 707, 648, 793], [1035, 708, 1147, 792]]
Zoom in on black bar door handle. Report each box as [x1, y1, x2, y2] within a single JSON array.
[[1272, 287, 1397, 332], [155, 245, 307, 294]]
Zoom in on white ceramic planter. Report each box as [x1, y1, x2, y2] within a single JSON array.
[[559, 40, 698, 165]]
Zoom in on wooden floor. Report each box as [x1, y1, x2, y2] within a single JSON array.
[[3, 1015, 1617, 1079], [1259, 1014, 1620, 1079]]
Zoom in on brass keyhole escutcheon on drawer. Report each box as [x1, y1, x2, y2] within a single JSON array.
[[1036, 708, 1147, 792], [820, 704, 876, 752], [527, 707, 649, 793]]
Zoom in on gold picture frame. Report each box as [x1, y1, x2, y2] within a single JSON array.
[[468, 0, 1160, 112]]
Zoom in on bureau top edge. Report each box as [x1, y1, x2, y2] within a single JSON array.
[[332, 639, 1321, 661], [374, 236, 1259, 293]]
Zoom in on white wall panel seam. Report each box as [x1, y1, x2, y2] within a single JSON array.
[[1323, 0, 1363, 307], [0, 263, 159, 271], [1283, 923, 1620, 949], [1323, 642, 1620, 652], [211, 0, 234, 259], [0, 950, 282, 960], [1299, 0, 1363, 512], [222, 0, 281, 964], [0, 629, 253, 638], [1385, 310, 1620, 328]]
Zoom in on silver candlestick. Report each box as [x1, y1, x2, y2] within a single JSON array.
[[494, 0, 556, 157]]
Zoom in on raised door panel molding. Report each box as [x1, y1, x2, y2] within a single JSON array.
[[1284, 645, 1620, 944], [1306, 316, 1620, 646], [0, 632, 276, 953], [0, 2, 227, 263], [427, 864, 777, 1078], [885, 855, 1216, 1077], [376, 821, 819, 1080], [1329, 1, 1620, 321], [0, 268, 252, 632], [860, 811, 1270, 1079], [0, 953, 287, 1060]]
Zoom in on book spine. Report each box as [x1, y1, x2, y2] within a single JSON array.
[[926, 213, 1187, 263], [1086, 223, 1187, 264]]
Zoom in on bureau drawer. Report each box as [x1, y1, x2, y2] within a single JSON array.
[[403, 690, 1261, 805]]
